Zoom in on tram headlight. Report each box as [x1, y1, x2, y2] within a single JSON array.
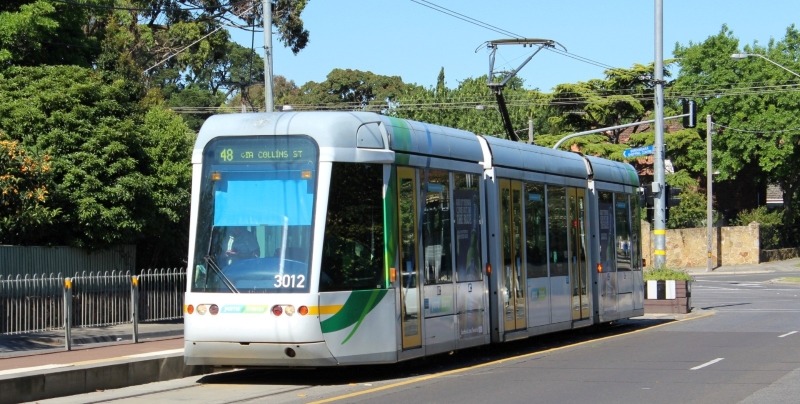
[[209, 304, 219, 315], [196, 304, 208, 315], [284, 305, 296, 316], [186, 304, 195, 315], [298, 305, 309, 316]]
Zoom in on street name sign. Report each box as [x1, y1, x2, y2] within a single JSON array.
[[623, 145, 654, 158]]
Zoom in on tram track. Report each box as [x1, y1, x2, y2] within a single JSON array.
[[41, 318, 683, 403]]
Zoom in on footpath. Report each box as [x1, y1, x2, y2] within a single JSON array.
[[1, 258, 798, 403], [0, 322, 212, 404]]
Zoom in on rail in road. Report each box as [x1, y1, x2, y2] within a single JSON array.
[[0, 313, 695, 403], [2, 259, 798, 403]]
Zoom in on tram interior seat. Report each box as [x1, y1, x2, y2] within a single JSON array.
[[274, 247, 304, 261]]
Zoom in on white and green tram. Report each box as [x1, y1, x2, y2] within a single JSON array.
[[184, 111, 643, 367]]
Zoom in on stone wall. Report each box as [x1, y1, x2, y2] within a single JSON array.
[[761, 247, 800, 262], [641, 221, 760, 268]]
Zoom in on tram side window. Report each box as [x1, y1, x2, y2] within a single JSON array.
[[598, 191, 616, 273], [422, 169, 452, 285], [547, 186, 569, 277], [320, 163, 386, 292], [525, 183, 548, 278], [615, 193, 632, 271], [454, 173, 482, 282]]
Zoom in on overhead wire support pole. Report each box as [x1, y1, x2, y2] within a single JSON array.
[[652, 0, 667, 268], [263, 0, 274, 112], [483, 38, 565, 141]]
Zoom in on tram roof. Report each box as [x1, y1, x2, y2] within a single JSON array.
[[195, 111, 486, 165], [481, 135, 589, 180], [585, 155, 640, 187], [195, 111, 392, 148], [381, 116, 484, 163]]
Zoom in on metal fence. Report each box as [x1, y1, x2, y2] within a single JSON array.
[[0, 268, 185, 346]]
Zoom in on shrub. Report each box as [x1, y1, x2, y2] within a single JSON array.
[[644, 266, 693, 281], [734, 206, 784, 249]]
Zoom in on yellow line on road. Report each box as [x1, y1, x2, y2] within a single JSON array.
[[310, 311, 715, 403]]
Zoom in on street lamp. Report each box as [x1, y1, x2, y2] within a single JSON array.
[[731, 53, 800, 79]]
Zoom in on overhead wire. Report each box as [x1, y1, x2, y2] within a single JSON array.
[[409, 0, 524, 39]]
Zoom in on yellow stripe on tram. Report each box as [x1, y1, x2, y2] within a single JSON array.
[[307, 305, 343, 316]]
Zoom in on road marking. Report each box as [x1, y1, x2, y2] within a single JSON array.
[[308, 311, 715, 403], [691, 357, 724, 370], [0, 364, 71, 375], [778, 331, 798, 338], [124, 348, 184, 358]]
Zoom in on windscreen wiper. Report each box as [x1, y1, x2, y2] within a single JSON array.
[[204, 255, 239, 293]]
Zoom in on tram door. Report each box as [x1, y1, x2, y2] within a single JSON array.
[[568, 188, 590, 320], [500, 180, 527, 332], [398, 167, 422, 349]]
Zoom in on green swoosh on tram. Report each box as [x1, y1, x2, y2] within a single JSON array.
[[320, 289, 388, 344]]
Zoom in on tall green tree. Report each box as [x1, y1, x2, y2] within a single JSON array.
[[549, 64, 663, 145], [0, 0, 103, 68], [0, 66, 193, 267], [672, 25, 800, 231]]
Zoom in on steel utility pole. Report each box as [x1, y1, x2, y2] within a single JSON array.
[[263, 0, 274, 112], [706, 114, 713, 272], [652, 0, 667, 268]]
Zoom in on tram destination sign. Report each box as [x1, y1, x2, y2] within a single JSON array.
[[623, 145, 654, 159], [209, 136, 317, 164]]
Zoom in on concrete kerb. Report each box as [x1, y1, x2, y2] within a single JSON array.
[[682, 257, 800, 276], [0, 349, 214, 404], [0, 323, 208, 402]]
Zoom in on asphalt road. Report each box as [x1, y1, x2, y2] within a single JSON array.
[[32, 270, 800, 404]]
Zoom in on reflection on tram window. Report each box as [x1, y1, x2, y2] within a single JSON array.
[[547, 186, 569, 277], [598, 191, 616, 273], [423, 170, 452, 285], [320, 163, 385, 291], [526, 183, 547, 278], [454, 173, 482, 282], [615, 193, 632, 271]]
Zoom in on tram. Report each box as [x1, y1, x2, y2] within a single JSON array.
[[184, 111, 644, 367]]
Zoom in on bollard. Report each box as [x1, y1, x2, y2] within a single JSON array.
[[131, 275, 140, 343], [63, 278, 73, 351]]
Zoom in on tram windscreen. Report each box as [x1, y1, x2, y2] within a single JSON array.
[[191, 136, 318, 293]]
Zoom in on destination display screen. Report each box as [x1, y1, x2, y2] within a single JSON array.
[[206, 136, 317, 164]]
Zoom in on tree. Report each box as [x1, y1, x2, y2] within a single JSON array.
[[672, 25, 800, 233], [549, 64, 662, 144], [0, 132, 59, 244], [0, 0, 103, 68], [279, 69, 421, 110], [136, 106, 194, 266], [0, 66, 193, 266]]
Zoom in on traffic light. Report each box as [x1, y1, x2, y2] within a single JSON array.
[[682, 99, 697, 128], [667, 185, 682, 208], [664, 185, 681, 223]]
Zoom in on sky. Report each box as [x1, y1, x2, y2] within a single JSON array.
[[228, 1, 800, 92]]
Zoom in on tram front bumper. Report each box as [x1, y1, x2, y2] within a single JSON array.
[[184, 340, 338, 367]]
